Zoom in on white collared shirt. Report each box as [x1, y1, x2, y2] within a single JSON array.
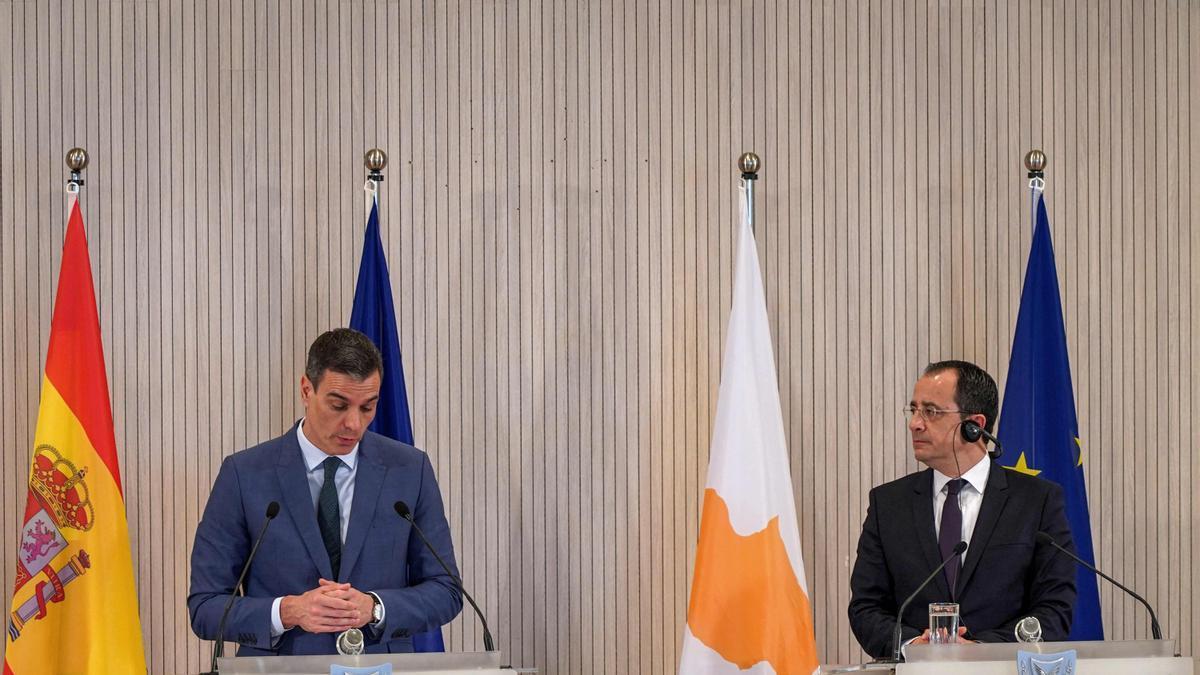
[[931, 453, 992, 558], [295, 419, 360, 544]]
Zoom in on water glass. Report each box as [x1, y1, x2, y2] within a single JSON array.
[[928, 602, 960, 644]]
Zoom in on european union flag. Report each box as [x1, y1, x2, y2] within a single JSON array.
[[349, 196, 445, 652], [997, 194, 1103, 640]]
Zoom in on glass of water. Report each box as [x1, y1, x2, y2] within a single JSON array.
[[928, 602, 960, 644]]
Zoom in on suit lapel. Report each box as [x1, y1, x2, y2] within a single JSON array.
[[956, 462, 1009, 597], [339, 436, 387, 582], [276, 425, 335, 580], [911, 469, 950, 598]]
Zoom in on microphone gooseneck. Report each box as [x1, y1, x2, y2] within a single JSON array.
[[1036, 531, 1162, 640], [394, 501, 496, 652], [207, 501, 280, 674], [889, 540, 968, 662]]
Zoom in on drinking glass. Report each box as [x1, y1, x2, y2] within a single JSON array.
[[928, 602, 960, 644]]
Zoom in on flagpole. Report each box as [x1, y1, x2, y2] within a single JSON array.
[[66, 147, 88, 193], [365, 147, 386, 204], [738, 151, 761, 232], [1025, 148, 1046, 220]]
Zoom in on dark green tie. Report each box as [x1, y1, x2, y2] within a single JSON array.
[[318, 456, 343, 579]]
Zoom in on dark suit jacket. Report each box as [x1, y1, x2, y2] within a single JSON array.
[[848, 462, 1076, 658], [187, 425, 463, 655]]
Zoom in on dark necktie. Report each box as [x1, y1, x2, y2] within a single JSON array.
[[939, 478, 965, 598], [318, 456, 343, 580]]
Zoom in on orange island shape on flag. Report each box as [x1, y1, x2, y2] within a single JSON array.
[[688, 489, 818, 674]]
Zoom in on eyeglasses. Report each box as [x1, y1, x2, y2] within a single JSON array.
[[902, 405, 970, 423]]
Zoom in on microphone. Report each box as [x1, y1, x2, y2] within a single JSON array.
[[889, 540, 968, 662], [1036, 531, 1162, 640], [1014, 616, 1042, 643], [336, 627, 365, 655], [961, 419, 1004, 459], [394, 501, 495, 651], [206, 501, 280, 674]]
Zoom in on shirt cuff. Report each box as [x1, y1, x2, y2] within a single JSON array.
[[271, 596, 286, 637], [900, 635, 918, 659]]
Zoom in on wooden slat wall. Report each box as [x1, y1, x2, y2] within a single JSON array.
[[2, 1, 1198, 672]]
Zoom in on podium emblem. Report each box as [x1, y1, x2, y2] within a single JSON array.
[[1017, 648, 1077, 675], [330, 665, 392, 675]]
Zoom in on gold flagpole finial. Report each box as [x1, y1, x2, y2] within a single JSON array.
[[1024, 149, 1046, 191], [1024, 149, 1046, 174], [66, 148, 88, 189], [365, 148, 387, 183], [738, 151, 761, 180]]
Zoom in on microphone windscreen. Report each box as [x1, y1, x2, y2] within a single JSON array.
[[266, 501, 281, 519], [394, 501, 412, 519], [953, 540, 968, 555]]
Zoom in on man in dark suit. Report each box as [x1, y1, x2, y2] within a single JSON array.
[[848, 360, 1076, 658], [188, 328, 463, 655]]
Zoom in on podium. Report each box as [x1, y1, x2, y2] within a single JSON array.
[[897, 640, 1193, 674], [215, 650, 520, 675]]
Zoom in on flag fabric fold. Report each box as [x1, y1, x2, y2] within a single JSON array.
[[348, 194, 444, 652], [679, 186, 820, 675], [997, 193, 1104, 640], [4, 197, 146, 674]]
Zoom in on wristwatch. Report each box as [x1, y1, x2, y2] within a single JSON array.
[[371, 594, 383, 624]]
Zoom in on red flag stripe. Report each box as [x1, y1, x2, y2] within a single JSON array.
[[41, 199, 124, 496]]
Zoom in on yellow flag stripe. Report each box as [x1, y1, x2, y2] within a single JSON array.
[[4, 377, 146, 674]]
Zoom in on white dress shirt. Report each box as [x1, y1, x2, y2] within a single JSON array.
[[295, 420, 360, 543], [932, 453, 992, 559]]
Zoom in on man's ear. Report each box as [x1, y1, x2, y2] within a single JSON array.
[[300, 374, 313, 403]]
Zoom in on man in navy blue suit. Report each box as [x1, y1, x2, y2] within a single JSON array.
[[848, 360, 1076, 658], [188, 328, 462, 655]]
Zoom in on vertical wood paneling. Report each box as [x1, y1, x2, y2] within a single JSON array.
[[2, 1, 1200, 672], [1187, 1, 1199, 648]]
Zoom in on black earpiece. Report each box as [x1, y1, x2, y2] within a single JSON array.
[[961, 419, 985, 443], [961, 418, 1004, 459]]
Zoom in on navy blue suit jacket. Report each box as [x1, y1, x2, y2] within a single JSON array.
[[188, 425, 463, 655], [848, 463, 1077, 658]]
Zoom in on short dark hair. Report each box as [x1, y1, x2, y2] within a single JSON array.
[[923, 360, 999, 434], [305, 328, 383, 390]]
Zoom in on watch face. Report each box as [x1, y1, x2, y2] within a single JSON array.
[[373, 598, 383, 622]]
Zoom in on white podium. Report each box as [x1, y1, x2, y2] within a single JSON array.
[[215, 650, 519, 675], [898, 640, 1192, 674]]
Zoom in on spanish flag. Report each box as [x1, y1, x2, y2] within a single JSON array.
[[4, 197, 146, 673], [678, 186, 820, 674]]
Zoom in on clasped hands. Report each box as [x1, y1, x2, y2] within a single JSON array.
[[280, 578, 376, 633]]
